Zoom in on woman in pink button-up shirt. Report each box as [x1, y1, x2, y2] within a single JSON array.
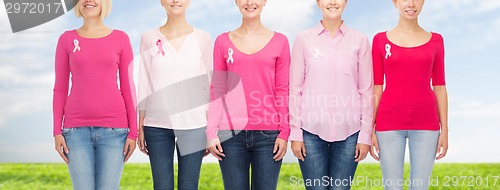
[[289, 0, 374, 189]]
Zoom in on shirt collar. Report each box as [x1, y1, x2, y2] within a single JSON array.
[[314, 20, 348, 36]]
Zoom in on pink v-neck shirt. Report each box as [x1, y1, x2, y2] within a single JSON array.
[[53, 30, 138, 140], [372, 32, 445, 131], [289, 23, 374, 145], [206, 32, 291, 141]]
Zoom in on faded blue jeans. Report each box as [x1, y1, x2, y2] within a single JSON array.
[[63, 126, 129, 190], [376, 130, 440, 190]]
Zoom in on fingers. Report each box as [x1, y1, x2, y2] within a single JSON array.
[[203, 149, 210, 157], [54, 136, 69, 163], [273, 140, 287, 161], [138, 140, 148, 155], [124, 140, 136, 162], [355, 144, 369, 162], [209, 144, 225, 161], [55, 143, 69, 163], [354, 146, 360, 160], [436, 144, 448, 160], [370, 142, 380, 161], [292, 147, 304, 161]]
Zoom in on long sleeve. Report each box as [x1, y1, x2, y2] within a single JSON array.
[[119, 32, 138, 140], [357, 36, 374, 145], [275, 37, 291, 141], [52, 33, 69, 136], [206, 36, 227, 140], [289, 34, 305, 141], [138, 34, 152, 112], [201, 33, 214, 112]]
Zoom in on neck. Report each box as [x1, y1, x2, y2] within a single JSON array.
[[395, 17, 421, 32], [81, 17, 106, 31], [321, 18, 343, 33], [239, 17, 264, 34], [163, 14, 191, 32]]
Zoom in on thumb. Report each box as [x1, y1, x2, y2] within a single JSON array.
[[62, 142, 69, 153], [216, 143, 223, 153], [273, 141, 279, 153]]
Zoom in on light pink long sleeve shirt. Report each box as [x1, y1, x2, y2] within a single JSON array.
[[53, 30, 138, 140], [289, 22, 373, 145]]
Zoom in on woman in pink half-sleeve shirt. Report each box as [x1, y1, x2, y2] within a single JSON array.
[[206, 0, 290, 189], [136, 0, 213, 189], [52, 0, 136, 189], [289, 0, 373, 189], [369, 0, 449, 189]]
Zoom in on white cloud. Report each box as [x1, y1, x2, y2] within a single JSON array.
[[451, 101, 500, 118], [262, 0, 317, 38]]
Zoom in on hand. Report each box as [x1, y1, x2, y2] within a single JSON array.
[[355, 143, 370, 162], [291, 141, 306, 161], [123, 138, 136, 162], [273, 138, 287, 161], [207, 138, 225, 160], [54, 135, 69, 163], [436, 132, 448, 160], [369, 132, 380, 161], [137, 126, 148, 155]]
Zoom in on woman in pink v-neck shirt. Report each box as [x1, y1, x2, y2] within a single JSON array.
[[136, 0, 213, 189], [206, 0, 290, 189], [52, 0, 137, 189], [370, 0, 449, 189]]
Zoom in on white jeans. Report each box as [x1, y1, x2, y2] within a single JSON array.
[[376, 130, 440, 190]]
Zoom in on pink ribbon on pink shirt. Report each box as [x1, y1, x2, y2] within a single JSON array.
[[156, 39, 165, 56]]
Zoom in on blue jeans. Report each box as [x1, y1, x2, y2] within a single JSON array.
[[63, 127, 128, 190], [298, 130, 359, 190], [376, 130, 440, 190], [144, 126, 206, 190], [218, 130, 282, 190]]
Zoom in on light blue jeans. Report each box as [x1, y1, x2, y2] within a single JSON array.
[[376, 130, 440, 190], [63, 127, 129, 190]]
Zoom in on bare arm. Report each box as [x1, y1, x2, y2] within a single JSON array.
[[433, 85, 448, 160]]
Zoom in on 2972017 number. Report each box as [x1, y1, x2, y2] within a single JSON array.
[[5, 3, 63, 14]]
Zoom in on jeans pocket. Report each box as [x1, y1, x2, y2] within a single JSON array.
[[109, 127, 130, 134], [259, 130, 279, 138], [62, 128, 75, 136]]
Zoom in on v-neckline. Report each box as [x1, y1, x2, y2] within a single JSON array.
[[157, 28, 195, 53], [226, 32, 276, 56]]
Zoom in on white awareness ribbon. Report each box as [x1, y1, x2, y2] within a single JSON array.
[[385, 44, 392, 59], [227, 48, 234, 64], [73, 39, 81, 53], [313, 46, 322, 59]]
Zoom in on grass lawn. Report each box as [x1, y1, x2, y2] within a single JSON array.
[[1, 163, 499, 189]]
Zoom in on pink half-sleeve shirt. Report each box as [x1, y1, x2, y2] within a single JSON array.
[[289, 22, 374, 145]]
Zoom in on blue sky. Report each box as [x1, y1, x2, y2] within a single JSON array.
[[0, 0, 499, 163]]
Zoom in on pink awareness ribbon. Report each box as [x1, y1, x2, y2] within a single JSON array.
[[156, 39, 165, 56]]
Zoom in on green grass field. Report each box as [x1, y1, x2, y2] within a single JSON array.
[[1, 163, 499, 189]]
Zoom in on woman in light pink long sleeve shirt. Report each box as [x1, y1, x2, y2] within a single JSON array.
[[289, 0, 373, 189]]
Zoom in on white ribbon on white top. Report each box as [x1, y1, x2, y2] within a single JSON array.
[[73, 39, 81, 53], [227, 48, 234, 64], [385, 44, 392, 59], [313, 46, 322, 59]]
